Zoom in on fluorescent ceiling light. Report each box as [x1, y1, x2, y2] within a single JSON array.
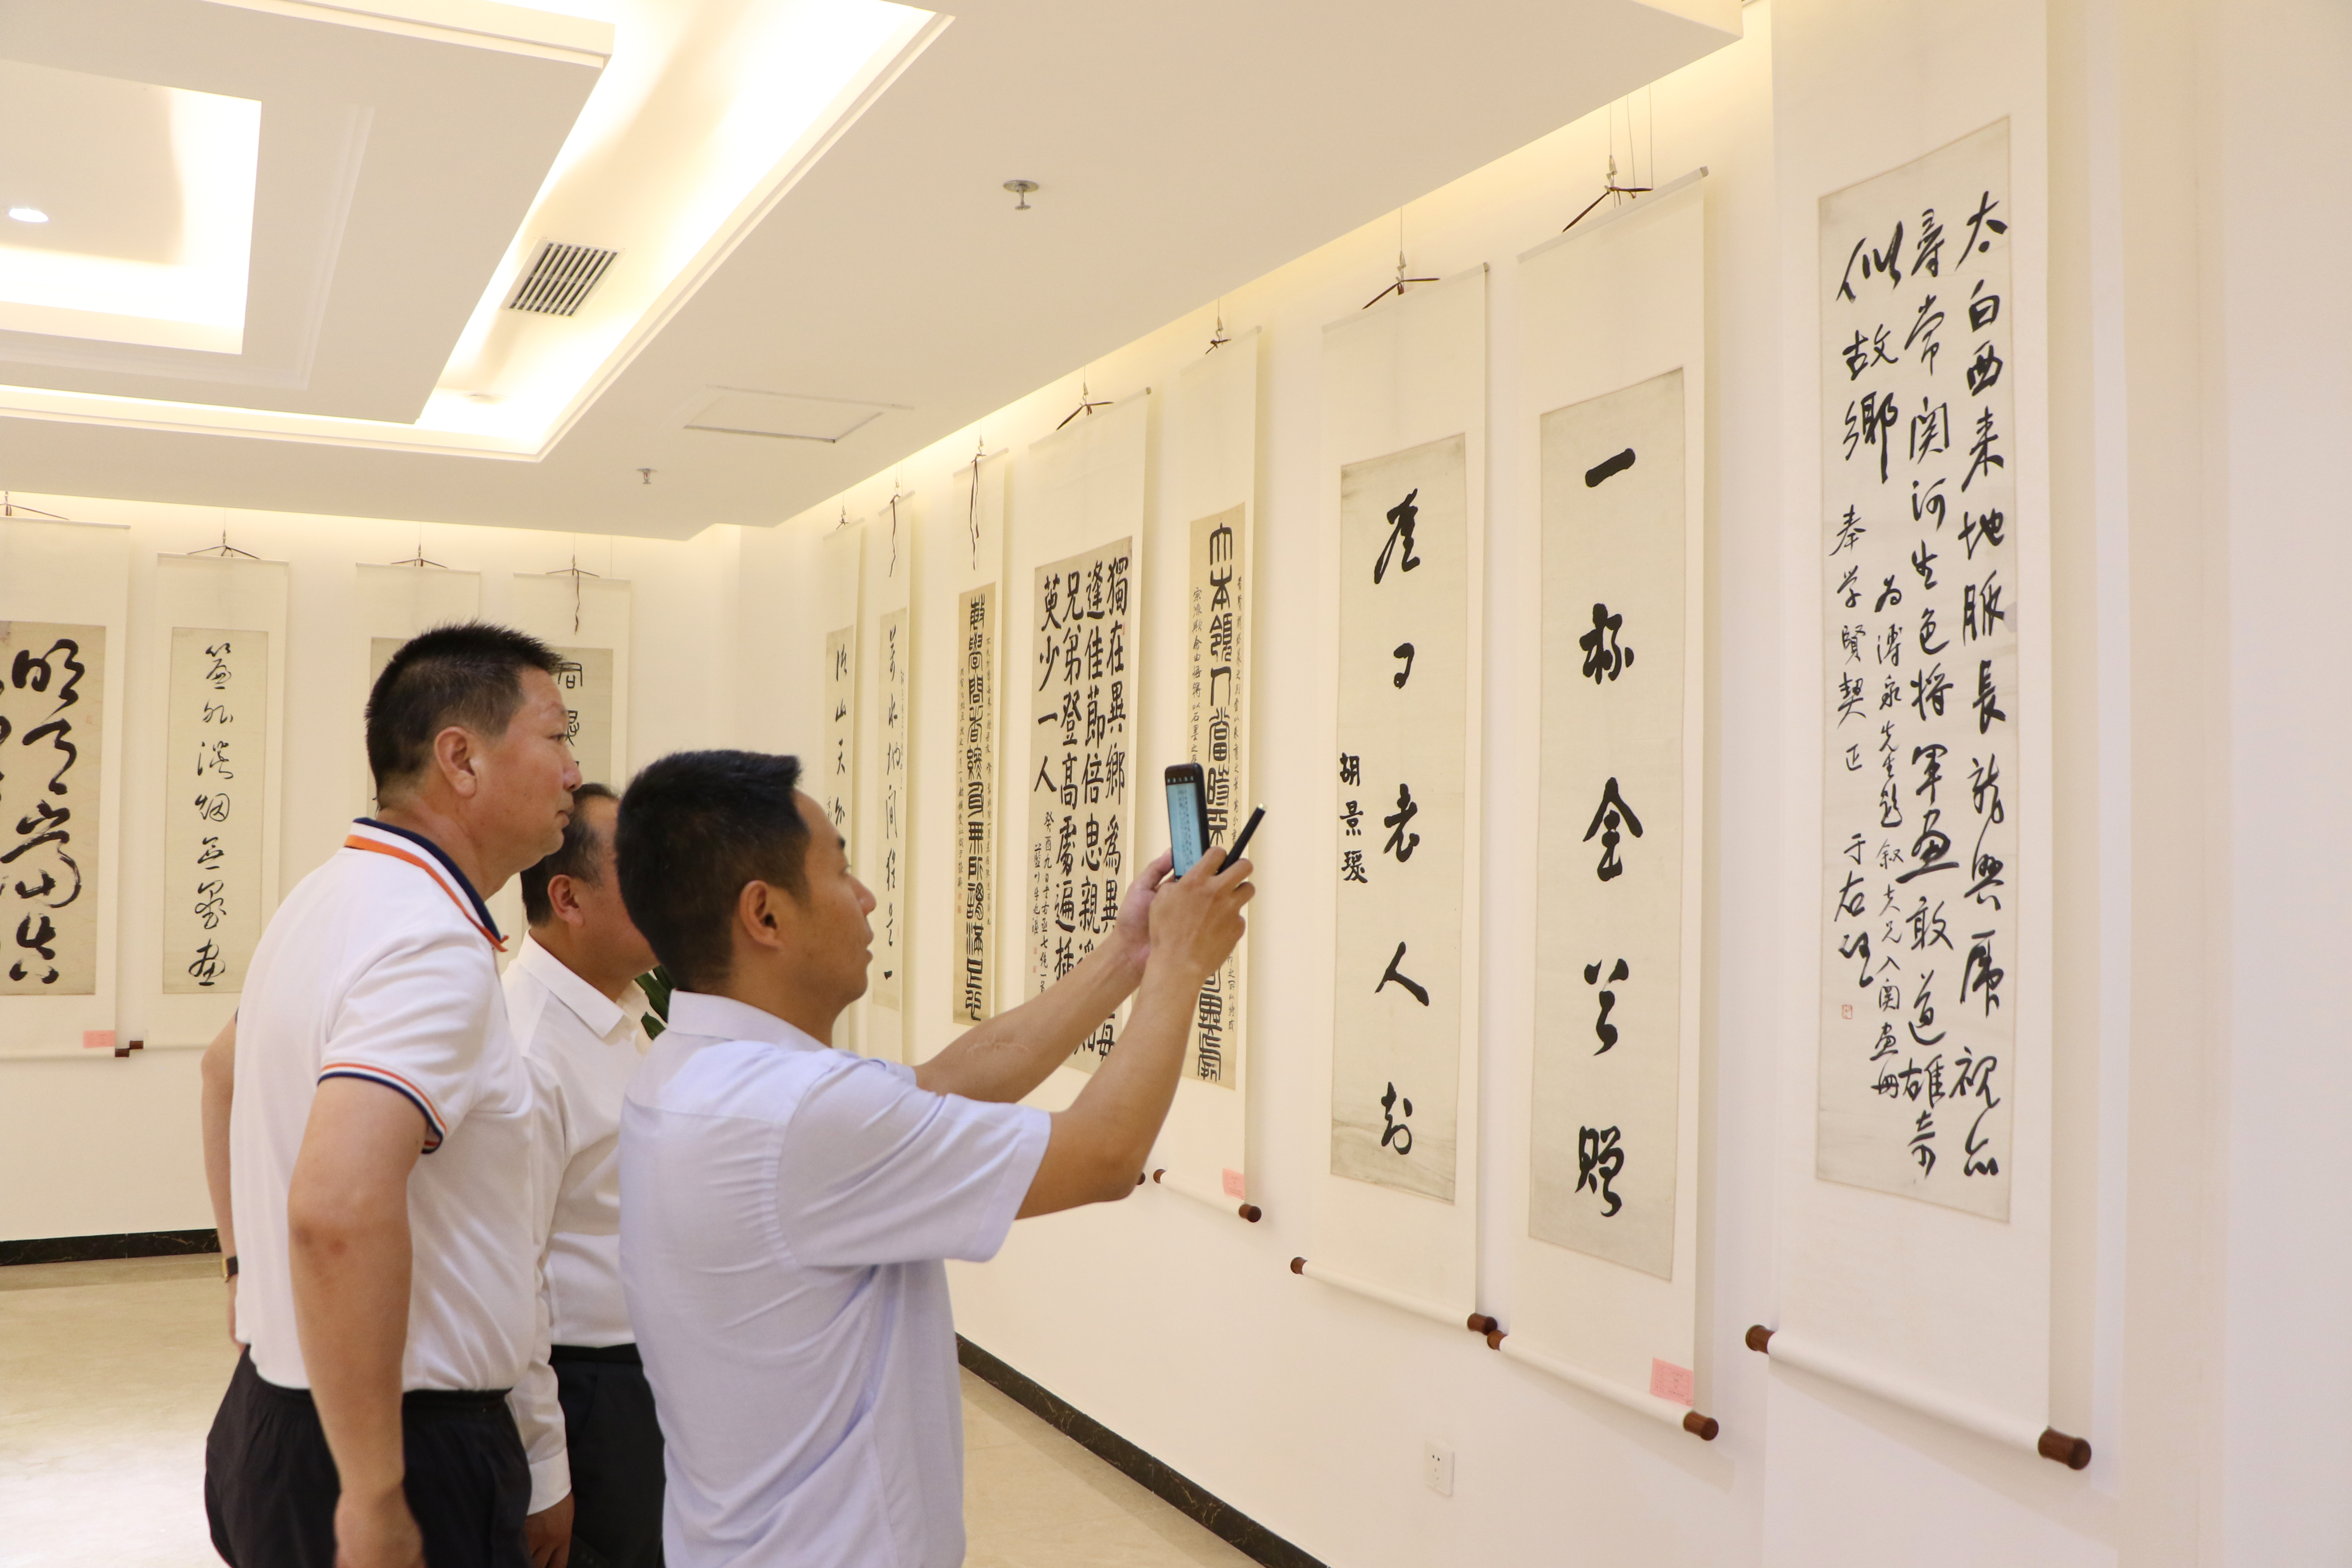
[[0, 63, 260, 353]]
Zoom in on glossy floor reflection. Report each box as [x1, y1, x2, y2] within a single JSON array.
[[0, 1257, 1253, 1568]]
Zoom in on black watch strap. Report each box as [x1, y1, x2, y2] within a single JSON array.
[[222, 1253, 239, 1280]]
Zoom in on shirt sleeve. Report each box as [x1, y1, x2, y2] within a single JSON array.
[[773, 1058, 1050, 1269], [508, 1053, 570, 1511], [318, 925, 501, 1150]]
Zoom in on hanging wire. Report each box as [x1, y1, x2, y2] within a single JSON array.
[[1363, 205, 1437, 309]]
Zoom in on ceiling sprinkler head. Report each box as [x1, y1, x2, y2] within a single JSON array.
[[1003, 179, 1038, 211]]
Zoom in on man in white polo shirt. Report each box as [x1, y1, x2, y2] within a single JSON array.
[[204, 623, 580, 1568], [612, 749, 1250, 1567], [506, 782, 668, 1568]]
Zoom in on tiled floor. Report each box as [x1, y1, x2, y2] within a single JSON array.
[[0, 1256, 1250, 1568]]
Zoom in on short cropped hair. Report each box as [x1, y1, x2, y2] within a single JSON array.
[[616, 751, 810, 993], [519, 783, 619, 927], [366, 622, 564, 796]]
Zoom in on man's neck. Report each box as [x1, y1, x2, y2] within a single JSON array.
[[374, 800, 502, 897], [712, 970, 841, 1050], [529, 925, 640, 1004]]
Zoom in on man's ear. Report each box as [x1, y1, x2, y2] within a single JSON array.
[[547, 873, 588, 928], [433, 726, 480, 799], [736, 879, 789, 957]]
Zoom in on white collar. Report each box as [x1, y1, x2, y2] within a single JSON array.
[[665, 991, 827, 1054], [510, 934, 641, 1041]]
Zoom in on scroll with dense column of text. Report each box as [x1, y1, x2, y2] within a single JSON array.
[[946, 453, 1008, 1026], [164, 629, 267, 995], [862, 490, 917, 1049]]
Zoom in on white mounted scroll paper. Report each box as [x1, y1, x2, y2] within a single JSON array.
[[507, 573, 633, 793], [0, 519, 127, 1054], [1776, 117, 2058, 1460], [146, 556, 290, 1046], [861, 493, 917, 1057], [1509, 175, 1709, 1431], [943, 452, 1008, 1026], [357, 564, 481, 813], [1150, 331, 1259, 1216], [1305, 268, 1485, 1325], [1016, 392, 1147, 1079]]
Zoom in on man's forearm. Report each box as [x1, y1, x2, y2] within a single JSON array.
[[1057, 966, 1198, 1173], [915, 934, 1146, 1102], [290, 1198, 413, 1501]]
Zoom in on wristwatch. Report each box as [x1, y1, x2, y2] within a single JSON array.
[[221, 1254, 239, 1282]]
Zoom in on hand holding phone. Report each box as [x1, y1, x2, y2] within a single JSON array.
[[1166, 764, 1212, 876]]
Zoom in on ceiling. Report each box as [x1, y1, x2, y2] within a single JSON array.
[[0, 0, 1739, 539]]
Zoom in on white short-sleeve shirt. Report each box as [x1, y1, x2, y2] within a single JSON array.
[[232, 819, 541, 1393], [620, 992, 1049, 1568]]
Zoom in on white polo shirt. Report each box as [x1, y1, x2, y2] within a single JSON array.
[[620, 992, 1049, 1568], [231, 818, 541, 1394], [504, 934, 653, 1508]]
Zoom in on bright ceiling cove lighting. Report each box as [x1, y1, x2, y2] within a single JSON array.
[[7, 208, 48, 224]]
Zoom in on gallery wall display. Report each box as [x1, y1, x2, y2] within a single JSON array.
[[143, 555, 291, 1046], [1761, 116, 2079, 1467], [861, 490, 917, 1060], [508, 571, 633, 795], [1298, 266, 1487, 1326], [1015, 392, 1148, 1076], [1509, 173, 1713, 1436], [0, 518, 129, 1055], [1149, 330, 1261, 1219], [944, 450, 1009, 1025]]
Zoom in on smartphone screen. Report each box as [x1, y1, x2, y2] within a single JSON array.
[[1168, 771, 1207, 876]]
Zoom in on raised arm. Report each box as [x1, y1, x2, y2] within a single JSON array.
[[287, 1078, 430, 1568], [200, 1014, 239, 1342], [913, 850, 1176, 1105], [1017, 849, 1252, 1216]]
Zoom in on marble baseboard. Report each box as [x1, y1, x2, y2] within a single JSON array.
[[956, 1335, 1325, 1568], [0, 1229, 220, 1268]]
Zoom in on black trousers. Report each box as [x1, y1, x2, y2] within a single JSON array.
[[551, 1344, 665, 1568], [205, 1347, 530, 1568]]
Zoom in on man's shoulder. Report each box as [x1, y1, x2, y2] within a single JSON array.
[[628, 1032, 887, 1126]]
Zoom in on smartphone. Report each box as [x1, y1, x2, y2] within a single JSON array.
[[1166, 763, 1213, 875]]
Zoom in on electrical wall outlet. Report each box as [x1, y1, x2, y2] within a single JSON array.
[[1423, 1439, 1455, 1497]]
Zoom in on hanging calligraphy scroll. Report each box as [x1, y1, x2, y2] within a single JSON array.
[[357, 564, 481, 814], [861, 492, 918, 1056], [1507, 175, 1711, 1434], [1770, 116, 2062, 1463], [1017, 392, 1147, 1077], [1299, 268, 1485, 1325], [946, 452, 1008, 1026], [817, 521, 864, 860], [1149, 331, 1260, 1216], [149, 556, 289, 1042], [508, 573, 632, 792], [0, 518, 127, 1054]]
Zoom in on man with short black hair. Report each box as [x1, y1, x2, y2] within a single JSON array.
[[507, 783, 668, 1568], [205, 622, 581, 1568], [613, 750, 1251, 1567]]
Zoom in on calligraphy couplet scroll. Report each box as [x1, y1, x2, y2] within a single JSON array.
[[0, 621, 107, 998], [507, 573, 633, 792], [1149, 331, 1260, 1217], [1510, 172, 1710, 1434], [142, 554, 291, 1043], [814, 519, 865, 1053], [947, 453, 1009, 1026], [0, 517, 128, 1053], [861, 492, 917, 1058], [1308, 267, 1485, 1322], [1784, 115, 2062, 1463], [1017, 392, 1147, 1084]]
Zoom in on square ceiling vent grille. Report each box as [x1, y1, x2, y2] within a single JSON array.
[[505, 241, 619, 316]]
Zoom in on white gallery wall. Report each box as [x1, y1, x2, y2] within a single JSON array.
[[4, 0, 2346, 1561]]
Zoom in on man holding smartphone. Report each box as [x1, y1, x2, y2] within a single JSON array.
[[611, 750, 1251, 1567]]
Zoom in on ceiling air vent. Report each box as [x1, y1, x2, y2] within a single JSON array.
[[504, 242, 619, 317]]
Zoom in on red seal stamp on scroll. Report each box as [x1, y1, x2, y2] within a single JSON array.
[[1649, 1359, 1695, 1406]]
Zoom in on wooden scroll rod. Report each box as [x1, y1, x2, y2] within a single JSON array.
[[1746, 1326, 2089, 1470], [1486, 1330, 1718, 1442], [1288, 1256, 1490, 1338], [1149, 1168, 1261, 1223]]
